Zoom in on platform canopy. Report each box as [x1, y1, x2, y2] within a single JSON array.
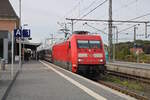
[[16, 40, 41, 50], [0, 0, 18, 19]]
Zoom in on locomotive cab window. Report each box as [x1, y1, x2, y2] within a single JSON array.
[[77, 40, 89, 48], [89, 40, 101, 48]]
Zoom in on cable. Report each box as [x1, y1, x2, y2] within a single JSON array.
[[80, 0, 108, 19], [64, 0, 81, 18], [72, 0, 108, 24], [115, 13, 150, 26], [128, 13, 150, 21], [113, 0, 138, 15], [99, 0, 138, 19], [83, 22, 107, 34], [80, 0, 99, 13], [118, 24, 139, 33]]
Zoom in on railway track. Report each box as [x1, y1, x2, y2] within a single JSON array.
[[106, 70, 150, 84], [96, 70, 150, 100], [98, 80, 149, 100], [45, 61, 149, 100]]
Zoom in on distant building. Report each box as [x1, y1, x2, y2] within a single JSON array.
[[0, 0, 19, 63], [130, 48, 144, 55]]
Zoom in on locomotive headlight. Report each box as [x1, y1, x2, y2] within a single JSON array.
[[93, 53, 103, 58], [78, 59, 83, 62], [78, 53, 88, 57], [99, 59, 103, 62]]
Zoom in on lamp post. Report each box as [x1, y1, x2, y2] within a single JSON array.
[[147, 25, 150, 38], [112, 26, 118, 62], [22, 24, 28, 63], [19, 0, 22, 70], [11, 0, 22, 78], [11, 29, 14, 79]]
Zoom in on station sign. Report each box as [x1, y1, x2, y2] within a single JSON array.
[[14, 28, 31, 38], [14, 28, 22, 37], [23, 29, 31, 37]]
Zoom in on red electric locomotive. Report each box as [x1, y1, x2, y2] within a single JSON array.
[[52, 31, 106, 76]]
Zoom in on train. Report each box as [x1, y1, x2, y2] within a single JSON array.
[[37, 48, 52, 62], [38, 31, 106, 77]]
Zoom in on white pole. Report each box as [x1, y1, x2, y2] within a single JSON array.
[[19, 38, 21, 70], [23, 39, 24, 63], [19, 0, 22, 70], [113, 27, 115, 62], [11, 31, 14, 79], [22, 24, 27, 63]]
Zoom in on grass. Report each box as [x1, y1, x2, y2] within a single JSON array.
[[103, 75, 144, 91]]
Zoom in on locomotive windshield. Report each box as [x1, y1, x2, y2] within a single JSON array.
[[77, 40, 89, 48], [77, 40, 101, 48], [89, 40, 100, 48]]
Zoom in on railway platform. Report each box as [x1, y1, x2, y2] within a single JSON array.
[[106, 61, 150, 79], [0, 63, 19, 100], [107, 61, 150, 69], [4, 60, 136, 100]]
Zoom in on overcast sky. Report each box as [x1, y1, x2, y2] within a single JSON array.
[[10, 0, 150, 44]]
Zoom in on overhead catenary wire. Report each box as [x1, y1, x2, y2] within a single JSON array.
[[115, 13, 150, 26], [129, 13, 150, 21], [66, 18, 149, 23], [57, 0, 82, 27], [113, 0, 139, 15], [80, 0, 99, 15], [99, 0, 139, 20], [79, 0, 108, 19], [113, 13, 150, 36], [61, 0, 99, 30], [83, 22, 107, 34], [118, 24, 140, 34], [100, 12, 150, 35], [77, 0, 107, 27], [65, 0, 150, 38], [65, 0, 140, 34], [70, 0, 108, 25], [115, 13, 150, 38], [63, 0, 82, 18]]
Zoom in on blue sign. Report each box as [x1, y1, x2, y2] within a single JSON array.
[[23, 29, 30, 37], [14, 29, 31, 38], [14, 29, 22, 37]]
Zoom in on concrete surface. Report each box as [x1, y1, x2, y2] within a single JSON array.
[[6, 61, 136, 100], [107, 61, 150, 69], [0, 63, 19, 100], [106, 61, 150, 79]]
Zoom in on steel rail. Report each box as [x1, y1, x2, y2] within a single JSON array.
[[107, 70, 150, 84], [99, 80, 149, 100]]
